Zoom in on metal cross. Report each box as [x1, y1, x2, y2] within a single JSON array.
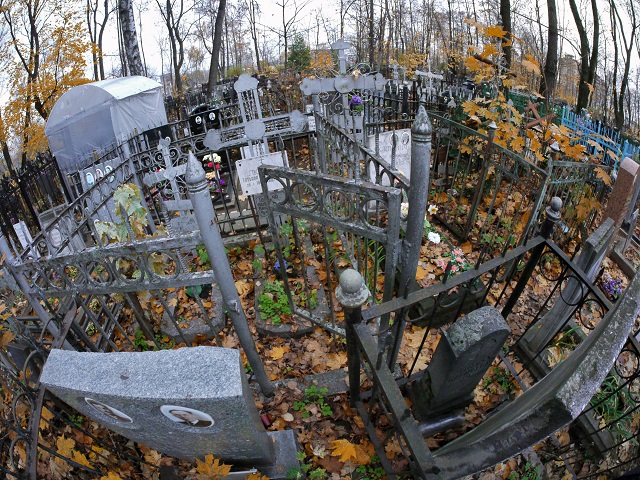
[[203, 74, 308, 155], [299, 39, 386, 97], [524, 99, 556, 130]]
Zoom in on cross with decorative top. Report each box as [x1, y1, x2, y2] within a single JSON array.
[[299, 39, 386, 97], [142, 137, 197, 232], [203, 74, 308, 155]]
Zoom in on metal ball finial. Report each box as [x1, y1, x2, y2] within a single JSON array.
[[550, 197, 563, 213], [335, 269, 370, 309]]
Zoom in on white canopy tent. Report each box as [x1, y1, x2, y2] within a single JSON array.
[[45, 76, 167, 173]]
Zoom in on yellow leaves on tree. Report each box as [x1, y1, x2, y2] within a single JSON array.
[[521, 54, 541, 76], [484, 25, 508, 38], [1, 1, 91, 161], [194, 454, 232, 479]]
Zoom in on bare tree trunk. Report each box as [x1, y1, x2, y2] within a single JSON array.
[[610, 0, 636, 131], [500, 0, 511, 69], [207, 0, 226, 93], [118, 0, 144, 76], [368, 0, 374, 67], [0, 112, 14, 174], [539, 0, 558, 100], [568, 0, 598, 112], [247, 0, 261, 73]]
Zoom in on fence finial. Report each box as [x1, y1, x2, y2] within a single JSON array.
[[185, 149, 274, 396], [541, 197, 563, 238], [336, 269, 370, 310], [185, 151, 206, 186], [412, 105, 432, 137]]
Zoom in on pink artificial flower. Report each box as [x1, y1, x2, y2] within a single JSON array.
[[437, 260, 447, 269], [455, 257, 463, 263], [453, 248, 463, 256], [207, 162, 213, 168], [215, 164, 221, 169], [451, 265, 459, 272]]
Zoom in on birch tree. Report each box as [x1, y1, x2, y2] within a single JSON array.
[[118, 0, 145, 76]]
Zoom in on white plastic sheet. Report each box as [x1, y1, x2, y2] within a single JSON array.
[[45, 76, 168, 173]]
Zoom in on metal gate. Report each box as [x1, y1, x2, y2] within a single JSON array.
[[258, 164, 402, 337]]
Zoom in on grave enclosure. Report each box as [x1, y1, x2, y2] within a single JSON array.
[[1, 39, 640, 480]]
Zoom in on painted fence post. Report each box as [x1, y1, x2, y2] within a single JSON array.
[[388, 105, 432, 368], [185, 152, 274, 396], [335, 269, 370, 405]]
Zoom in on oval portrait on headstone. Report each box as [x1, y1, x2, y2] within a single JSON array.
[[160, 405, 214, 428], [85, 397, 133, 423]]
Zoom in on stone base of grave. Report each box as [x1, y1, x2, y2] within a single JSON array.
[[221, 430, 300, 479], [161, 283, 226, 344]]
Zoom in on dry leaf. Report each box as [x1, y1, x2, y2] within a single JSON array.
[[270, 346, 289, 360], [195, 454, 232, 478], [72, 450, 92, 468], [330, 439, 358, 463], [0, 330, 15, 348], [99, 473, 122, 480], [56, 436, 75, 458]]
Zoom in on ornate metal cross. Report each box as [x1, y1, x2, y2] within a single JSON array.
[[203, 74, 308, 155]]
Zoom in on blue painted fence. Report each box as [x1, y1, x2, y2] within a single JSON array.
[[560, 108, 640, 167]]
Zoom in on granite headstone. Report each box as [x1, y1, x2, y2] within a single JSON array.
[[411, 306, 510, 419], [603, 157, 639, 231], [40, 346, 298, 476]]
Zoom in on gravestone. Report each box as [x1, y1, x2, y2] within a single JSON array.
[[603, 157, 640, 232], [203, 74, 304, 229], [367, 129, 412, 183], [432, 270, 640, 479], [411, 306, 510, 419], [40, 346, 299, 477], [516, 218, 617, 374]]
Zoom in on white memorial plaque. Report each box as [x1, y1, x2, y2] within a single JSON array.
[[367, 129, 412, 183], [241, 144, 269, 159], [307, 115, 316, 132], [13, 220, 33, 250], [236, 152, 289, 196]]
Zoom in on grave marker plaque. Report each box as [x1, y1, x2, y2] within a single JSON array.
[[236, 151, 289, 196], [411, 306, 510, 419], [367, 129, 412, 183], [41, 346, 299, 474]]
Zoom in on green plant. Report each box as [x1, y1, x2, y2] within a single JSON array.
[[507, 461, 542, 480], [355, 456, 385, 479], [484, 366, 515, 394], [590, 374, 636, 442], [94, 183, 149, 243], [258, 280, 292, 325], [286, 452, 328, 479], [133, 329, 175, 351], [84, 322, 97, 336], [68, 414, 84, 426], [196, 244, 210, 268], [185, 283, 212, 299], [294, 385, 333, 418]]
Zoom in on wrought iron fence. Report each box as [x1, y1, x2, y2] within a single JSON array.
[[345, 211, 640, 479], [0, 153, 68, 247]]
